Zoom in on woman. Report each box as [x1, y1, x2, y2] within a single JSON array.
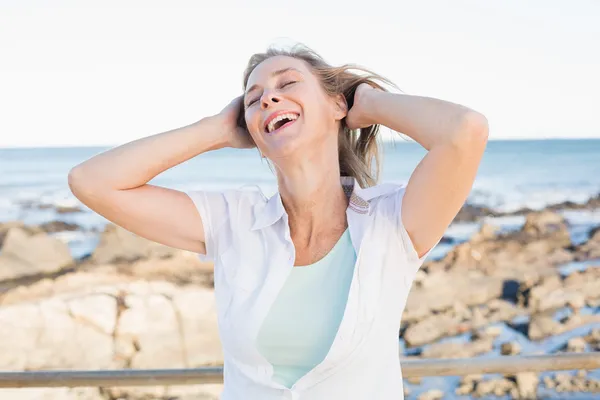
[[69, 44, 488, 399]]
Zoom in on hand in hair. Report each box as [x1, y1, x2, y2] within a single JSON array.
[[214, 95, 256, 149], [345, 83, 379, 130]]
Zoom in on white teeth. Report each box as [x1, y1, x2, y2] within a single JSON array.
[[267, 113, 298, 133]]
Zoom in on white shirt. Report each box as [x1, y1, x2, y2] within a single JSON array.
[[186, 176, 435, 400]]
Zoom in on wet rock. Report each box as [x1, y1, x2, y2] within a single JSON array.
[[0, 227, 74, 282]]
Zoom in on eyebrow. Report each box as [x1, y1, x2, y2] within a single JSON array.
[[245, 67, 302, 97]]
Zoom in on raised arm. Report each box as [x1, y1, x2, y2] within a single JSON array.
[[68, 95, 253, 255], [347, 84, 489, 259]]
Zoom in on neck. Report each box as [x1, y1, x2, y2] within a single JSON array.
[[275, 156, 348, 243]]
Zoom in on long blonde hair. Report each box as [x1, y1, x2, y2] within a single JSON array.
[[242, 43, 400, 188]]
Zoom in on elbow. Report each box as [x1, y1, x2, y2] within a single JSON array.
[[68, 167, 83, 196], [450, 111, 489, 149], [68, 166, 93, 197]]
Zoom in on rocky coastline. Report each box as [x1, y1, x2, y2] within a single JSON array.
[[0, 196, 599, 400]]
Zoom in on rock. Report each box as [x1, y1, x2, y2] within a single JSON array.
[[434, 210, 574, 273], [56, 205, 84, 214], [536, 289, 586, 313], [500, 341, 522, 355], [526, 275, 562, 310], [514, 372, 539, 399], [404, 314, 459, 347], [486, 299, 524, 323], [0, 281, 222, 371], [418, 389, 444, 400], [528, 315, 561, 340], [475, 378, 515, 397], [472, 325, 502, 340], [567, 337, 587, 353], [470, 223, 500, 243], [548, 192, 600, 211], [563, 268, 600, 302], [575, 226, 600, 261], [128, 252, 214, 287], [454, 203, 498, 223], [403, 273, 504, 324], [455, 382, 473, 395], [38, 220, 82, 233], [585, 328, 600, 345], [522, 211, 570, 240], [91, 224, 179, 264], [544, 372, 600, 394], [0, 227, 74, 282], [0, 221, 37, 246]]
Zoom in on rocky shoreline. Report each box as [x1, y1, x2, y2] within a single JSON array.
[[0, 196, 599, 399]]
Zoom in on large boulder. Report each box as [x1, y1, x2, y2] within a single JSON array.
[[0, 281, 222, 371], [0, 227, 74, 282]]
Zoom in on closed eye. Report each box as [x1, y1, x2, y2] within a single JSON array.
[[281, 80, 297, 88], [246, 81, 297, 107]]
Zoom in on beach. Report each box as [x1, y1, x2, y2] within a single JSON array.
[[0, 139, 599, 399]]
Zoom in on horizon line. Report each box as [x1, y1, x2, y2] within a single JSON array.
[[1, 137, 599, 150]]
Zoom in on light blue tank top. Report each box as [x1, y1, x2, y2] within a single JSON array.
[[256, 228, 357, 388]]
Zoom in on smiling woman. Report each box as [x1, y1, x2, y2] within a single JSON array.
[[68, 42, 488, 400], [240, 49, 398, 186]]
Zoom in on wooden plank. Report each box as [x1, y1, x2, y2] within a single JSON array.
[[0, 354, 598, 388]]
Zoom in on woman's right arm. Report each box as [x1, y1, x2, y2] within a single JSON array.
[[68, 96, 252, 255]]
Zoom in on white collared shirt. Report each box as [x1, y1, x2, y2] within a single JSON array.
[[186, 177, 435, 400]]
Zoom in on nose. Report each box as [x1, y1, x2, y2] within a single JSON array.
[[260, 90, 281, 110]]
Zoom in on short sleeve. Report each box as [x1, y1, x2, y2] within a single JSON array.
[[185, 190, 230, 262], [394, 185, 439, 267]]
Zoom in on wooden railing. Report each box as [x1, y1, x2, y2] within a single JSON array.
[[0, 353, 598, 388]]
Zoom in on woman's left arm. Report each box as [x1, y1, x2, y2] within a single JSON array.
[[347, 85, 489, 258]]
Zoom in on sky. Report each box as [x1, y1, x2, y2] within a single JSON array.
[[0, 0, 599, 148]]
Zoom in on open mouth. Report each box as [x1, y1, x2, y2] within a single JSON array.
[[265, 113, 299, 135]]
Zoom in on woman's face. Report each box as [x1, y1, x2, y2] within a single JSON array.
[[243, 56, 346, 161]]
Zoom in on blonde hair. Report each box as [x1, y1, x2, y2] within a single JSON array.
[[242, 43, 400, 188]]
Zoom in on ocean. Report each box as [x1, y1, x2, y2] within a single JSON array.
[[1, 139, 600, 259]]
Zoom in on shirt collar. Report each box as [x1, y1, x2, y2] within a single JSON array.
[[250, 176, 398, 231]]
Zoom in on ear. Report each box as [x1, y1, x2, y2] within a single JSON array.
[[332, 93, 348, 121]]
